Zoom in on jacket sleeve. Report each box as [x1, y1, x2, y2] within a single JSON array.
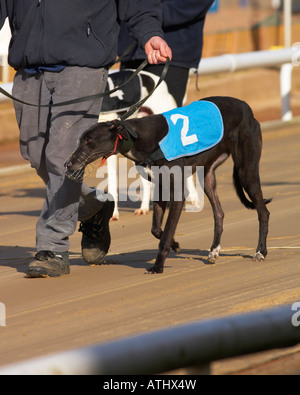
[[161, 0, 214, 30], [117, 0, 164, 48], [0, 0, 8, 30]]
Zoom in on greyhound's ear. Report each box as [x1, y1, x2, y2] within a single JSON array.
[[107, 121, 117, 132], [117, 123, 130, 140], [108, 121, 129, 140], [115, 122, 130, 140]]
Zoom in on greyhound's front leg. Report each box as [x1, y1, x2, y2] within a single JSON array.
[[148, 200, 184, 274], [151, 200, 180, 254], [151, 200, 167, 240]]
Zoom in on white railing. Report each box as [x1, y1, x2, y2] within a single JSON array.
[[193, 46, 300, 121], [0, 305, 299, 375]]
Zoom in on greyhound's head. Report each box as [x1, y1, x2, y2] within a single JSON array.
[[65, 120, 132, 178]]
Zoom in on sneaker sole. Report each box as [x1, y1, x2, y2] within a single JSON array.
[[26, 265, 70, 278]]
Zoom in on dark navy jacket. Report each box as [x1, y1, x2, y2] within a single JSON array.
[[0, 0, 164, 69], [118, 0, 214, 69]]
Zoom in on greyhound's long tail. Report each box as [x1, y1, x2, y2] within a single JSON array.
[[233, 166, 255, 209], [233, 166, 272, 210]]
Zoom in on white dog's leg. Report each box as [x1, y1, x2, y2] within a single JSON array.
[[99, 112, 120, 221], [186, 174, 201, 209], [107, 155, 119, 221], [135, 174, 151, 216], [134, 72, 177, 216]]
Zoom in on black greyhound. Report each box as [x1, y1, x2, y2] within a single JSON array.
[[66, 97, 271, 273]]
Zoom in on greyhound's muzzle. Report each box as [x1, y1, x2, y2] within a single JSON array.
[[65, 150, 91, 181]]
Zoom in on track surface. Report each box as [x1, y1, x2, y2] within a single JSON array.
[[0, 120, 299, 374]]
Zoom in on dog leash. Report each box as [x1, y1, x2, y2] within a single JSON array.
[[0, 59, 149, 108], [117, 57, 170, 146], [115, 57, 170, 165], [119, 58, 170, 122], [1, 54, 170, 168], [0, 57, 170, 113], [98, 56, 170, 168]]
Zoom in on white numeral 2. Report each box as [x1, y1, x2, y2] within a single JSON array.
[[170, 114, 198, 147]]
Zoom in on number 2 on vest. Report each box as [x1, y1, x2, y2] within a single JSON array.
[[170, 114, 199, 147]]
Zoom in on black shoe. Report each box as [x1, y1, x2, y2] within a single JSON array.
[[27, 251, 70, 278], [79, 200, 114, 265]]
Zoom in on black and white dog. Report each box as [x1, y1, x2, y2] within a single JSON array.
[[66, 96, 271, 274]]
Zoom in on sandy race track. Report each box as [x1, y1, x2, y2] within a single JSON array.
[[0, 118, 299, 375]]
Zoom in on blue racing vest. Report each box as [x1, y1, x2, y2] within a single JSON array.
[[159, 101, 224, 161]]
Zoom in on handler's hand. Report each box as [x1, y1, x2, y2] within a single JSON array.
[[145, 36, 172, 64]]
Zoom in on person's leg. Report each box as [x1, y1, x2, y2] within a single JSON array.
[[13, 70, 52, 184], [35, 67, 109, 254], [12, 70, 71, 276], [13, 66, 112, 277]]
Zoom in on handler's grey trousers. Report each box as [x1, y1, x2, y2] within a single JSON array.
[[12, 67, 109, 252]]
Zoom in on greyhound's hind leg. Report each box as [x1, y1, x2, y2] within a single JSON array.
[[241, 171, 270, 260], [204, 158, 227, 264], [235, 120, 270, 261]]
